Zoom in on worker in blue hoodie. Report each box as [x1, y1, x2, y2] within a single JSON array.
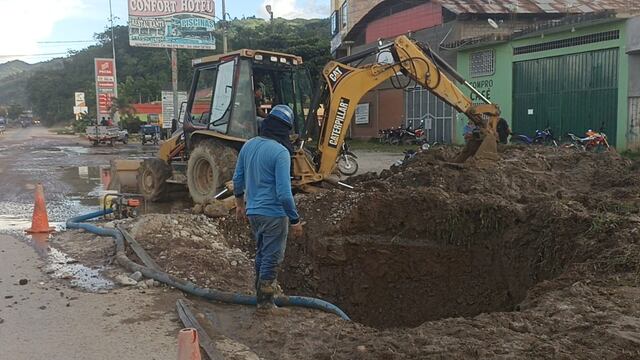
[[232, 104, 303, 311]]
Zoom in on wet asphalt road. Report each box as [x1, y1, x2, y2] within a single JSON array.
[[0, 127, 160, 232], [0, 127, 181, 359]]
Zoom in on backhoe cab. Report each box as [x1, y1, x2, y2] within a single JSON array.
[[131, 49, 314, 203]]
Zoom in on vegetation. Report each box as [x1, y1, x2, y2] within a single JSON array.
[[7, 104, 24, 120], [18, 17, 329, 126]]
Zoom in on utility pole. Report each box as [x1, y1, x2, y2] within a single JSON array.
[[109, 0, 116, 61], [172, 49, 178, 122], [222, 0, 228, 53], [108, 0, 118, 123]]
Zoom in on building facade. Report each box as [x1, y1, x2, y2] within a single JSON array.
[[329, 0, 640, 144], [455, 13, 640, 150]]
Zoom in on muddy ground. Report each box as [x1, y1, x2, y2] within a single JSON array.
[[9, 127, 640, 359], [62, 144, 640, 359]]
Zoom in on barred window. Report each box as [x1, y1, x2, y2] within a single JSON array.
[[514, 30, 619, 55], [470, 50, 495, 77]]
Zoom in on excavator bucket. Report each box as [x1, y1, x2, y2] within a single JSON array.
[[453, 133, 499, 163], [108, 159, 142, 192]]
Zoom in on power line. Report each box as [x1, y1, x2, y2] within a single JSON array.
[[0, 52, 70, 58], [36, 40, 96, 44]]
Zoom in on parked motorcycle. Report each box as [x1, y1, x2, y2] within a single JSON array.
[[565, 127, 610, 152], [400, 126, 427, 146], [336, 141, 359, 176], [584, 129, 610, 152], [511, 127, 558, 146]]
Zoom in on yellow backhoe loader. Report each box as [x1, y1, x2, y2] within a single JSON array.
[[112, 35, 500, 202]]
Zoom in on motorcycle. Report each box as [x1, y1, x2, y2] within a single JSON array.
[[511, 127, 558, 146], [584, 129, 610, 152], [565, 127, 611, 152], [336, 141, 359, 176], [400, 126, 427, 145]]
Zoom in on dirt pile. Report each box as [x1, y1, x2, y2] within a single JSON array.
[[125, 213, 255, 293], [279, 146, 640, 330]]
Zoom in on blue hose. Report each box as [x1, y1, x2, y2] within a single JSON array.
[[66, 210, 350, 320]]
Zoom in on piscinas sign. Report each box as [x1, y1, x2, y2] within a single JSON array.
[[128, 0, 216, 50]]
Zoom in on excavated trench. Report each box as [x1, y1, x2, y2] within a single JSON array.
[[281, 189, 586, 328]]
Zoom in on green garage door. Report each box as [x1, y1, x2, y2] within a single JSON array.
[[513, 48, 618, 145]]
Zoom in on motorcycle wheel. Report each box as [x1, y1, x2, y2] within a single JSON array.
[[389, 137, 400, 146], [336, 155, 359, 176]]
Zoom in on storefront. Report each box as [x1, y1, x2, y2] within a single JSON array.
[[456, 13, 639, 149]]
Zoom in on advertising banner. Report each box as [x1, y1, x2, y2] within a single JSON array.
[[73, 92, 88, 118], [74, 92, 86, 107], [128, 0, 216, 50], [94, 58, 118, 121], [161, 90, 188, 129]]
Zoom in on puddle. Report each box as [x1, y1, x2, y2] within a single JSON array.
[[26, 234, 115, 291], [44, 246, 114, 291], [0, 214, 33, 232], [55, 146, 91, 155]]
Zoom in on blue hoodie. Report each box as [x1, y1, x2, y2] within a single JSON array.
[[232, 137, 299, 224]]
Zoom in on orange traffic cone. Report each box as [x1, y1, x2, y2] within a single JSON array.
[[177, 328, 202, 360], [25, 183, 55, 234]]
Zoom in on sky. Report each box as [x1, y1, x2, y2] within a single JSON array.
[[0, 0, 328, 65]]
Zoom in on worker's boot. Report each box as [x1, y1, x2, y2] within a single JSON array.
[[256, 279, 276, 310], [256, 279, 289, 315]]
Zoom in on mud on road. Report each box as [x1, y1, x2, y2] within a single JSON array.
[[6, 128, 640, 359], [76, 145, 640, 359]]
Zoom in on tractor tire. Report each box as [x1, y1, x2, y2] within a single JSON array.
[[137, 158, 171, 202], [187, 140, 238, 204]]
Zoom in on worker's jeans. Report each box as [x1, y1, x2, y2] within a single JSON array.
[[248, 215, 289, 282]]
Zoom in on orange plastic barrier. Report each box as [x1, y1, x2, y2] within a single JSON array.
[[177, 328, 202, 360]]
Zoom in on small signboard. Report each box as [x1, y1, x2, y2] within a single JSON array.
[[161, 91, 188, 129], [355, 103, 369, 125], [74, 92, 86, 107], [128, 0, 216, 50]]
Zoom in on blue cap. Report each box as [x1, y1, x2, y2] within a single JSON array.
[[269, 104, 294, 129]]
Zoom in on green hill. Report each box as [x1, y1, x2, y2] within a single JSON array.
[[14, 17, 329, 125]]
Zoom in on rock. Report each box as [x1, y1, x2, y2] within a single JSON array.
[[136, 281, 148, 289], [18, 279, 28, 285], [179, 230, 190, 238], [231, 260, 238, 266], [39, 306, 46, 310], [192, 203, 204, 214], [356, 345, 367, 353], [129, 271, 143, 281], [144, 279, 157, 287], [204, 202, 228, 218], [192, 235, 203, 242], [114, 274, 137, 286]]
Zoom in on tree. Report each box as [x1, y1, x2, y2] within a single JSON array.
[[25, 19, 330, 125], [0, 107, 7, 117], [109, 96, 136, 118], [7, 104, 24, 119]]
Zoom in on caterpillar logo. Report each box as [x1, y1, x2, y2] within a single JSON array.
[[327, 64, 352, 89], [328, 98, 350, 148]]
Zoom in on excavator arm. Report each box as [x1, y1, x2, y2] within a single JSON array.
[[294, 35, 501, 188]]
